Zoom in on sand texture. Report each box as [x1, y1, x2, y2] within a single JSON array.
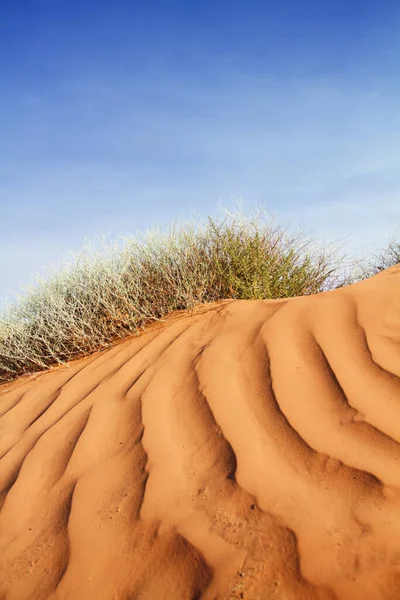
[[1, 266, 400, 600]]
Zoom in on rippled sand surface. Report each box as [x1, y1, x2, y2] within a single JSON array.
[[1, 266, 400, 600]]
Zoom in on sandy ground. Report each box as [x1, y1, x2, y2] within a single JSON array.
[[1, 265, 400, 600]]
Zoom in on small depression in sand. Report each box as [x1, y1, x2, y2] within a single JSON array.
[[1, 266, 400, 599]]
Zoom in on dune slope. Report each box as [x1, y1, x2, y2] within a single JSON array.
[[1, 266, 400, 600]]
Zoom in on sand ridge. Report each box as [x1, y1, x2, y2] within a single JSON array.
[[1, 265, 400, 599]]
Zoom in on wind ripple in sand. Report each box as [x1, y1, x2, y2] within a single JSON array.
[[1, 266, 400, 599]]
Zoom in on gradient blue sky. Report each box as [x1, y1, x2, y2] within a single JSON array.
[[1, 0, 399, 302]]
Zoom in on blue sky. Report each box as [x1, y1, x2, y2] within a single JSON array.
[[1, 0, 399, 302]]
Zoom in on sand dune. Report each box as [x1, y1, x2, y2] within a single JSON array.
[[1, 265, 400, 600]]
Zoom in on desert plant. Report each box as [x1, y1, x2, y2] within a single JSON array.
[[0, 205, 362, 383], [364, 238, 400, 276]]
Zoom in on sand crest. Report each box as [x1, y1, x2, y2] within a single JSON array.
[[1, 266, 400, 599]]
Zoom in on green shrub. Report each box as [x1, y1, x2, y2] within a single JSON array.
[[0, 205, 365, 383], [363, 238, 400, 277]]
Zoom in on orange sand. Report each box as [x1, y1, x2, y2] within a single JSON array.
[[1, 265, 400, 599]]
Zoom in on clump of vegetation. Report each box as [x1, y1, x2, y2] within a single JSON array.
[[0, 205, 396, 384], [360, 238, 400, 278]]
